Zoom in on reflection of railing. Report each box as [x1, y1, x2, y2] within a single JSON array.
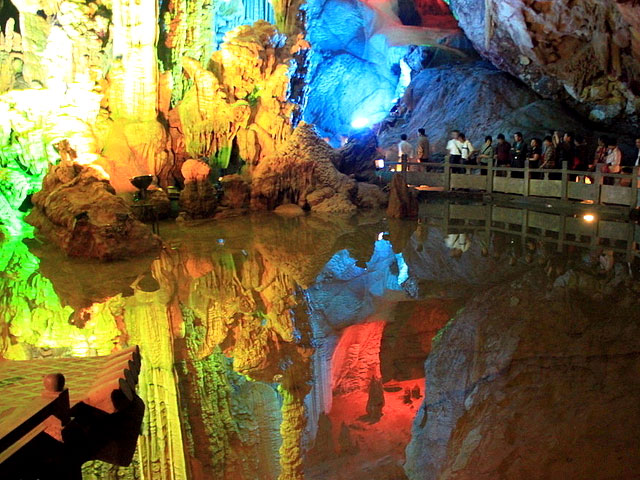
[[379, 160, 640, 208], [420, 202, 640, 261]]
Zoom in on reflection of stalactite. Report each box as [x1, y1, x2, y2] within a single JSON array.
[[121, 287, 188, 480], [278, 384, 307, 480], [177, 308, 238, 478]]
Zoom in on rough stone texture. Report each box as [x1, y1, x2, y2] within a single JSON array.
[[220, 174, 250, 209], [355, 182, 388, 210], [335, 130, 379, 179], [405, 270, 640, 480], [26, 160, 161, 260], [378, 62, 588, 154], [303, 0, 460, 139], [449, 0, 640, 132], [179, 159, 217, 218], [175, 21, 307, 174], [250, 122, 360, 212], [387, 174, 418, 219]]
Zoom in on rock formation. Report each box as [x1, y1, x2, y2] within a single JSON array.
[[387, 174, 418, 219], [448, 0, 640, 132], [251, 122, 362, 213], [179, 159, 217, 218], [26, 144, 161, 260], [378, 62, 589, 154], [405, 268, 640, 480]]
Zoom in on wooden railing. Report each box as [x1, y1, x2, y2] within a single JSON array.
[[378, 160, 640, 208]]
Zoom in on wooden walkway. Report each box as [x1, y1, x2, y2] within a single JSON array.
[[0, 346, 141, 475], [379, 160, 640, 209]]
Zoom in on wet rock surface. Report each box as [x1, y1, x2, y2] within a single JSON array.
[[405, 269, 640, 480]]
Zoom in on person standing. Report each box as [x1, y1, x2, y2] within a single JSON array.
[[511, 132, 527, 178], [591, 136, 608, 171], [511, 132, 528, 168], [604, 138, 622, 185], [477, 135, 494, 175], [541, 136, 556, 169], [528, 138, 542, 168], [556, 132, 576, 169], [458, 133, 475, 173], [398, 134, 414, 172], [495, 134, 511, 176], [446, 130, 462, 173], [416, 128, 430, 163]]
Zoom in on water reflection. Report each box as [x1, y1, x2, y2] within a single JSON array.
[[1, 203, 639, 479]]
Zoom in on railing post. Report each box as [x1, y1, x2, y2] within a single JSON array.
[[561, 161, 568, 201], [487, 158, 493, 194], [444, 156, 451, 191], [523, 160, 530, 197], [632, 166, 639, 209], [594, 167, 602, 204]]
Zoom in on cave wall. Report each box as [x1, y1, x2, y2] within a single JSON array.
[[448, 0, 640, 131]]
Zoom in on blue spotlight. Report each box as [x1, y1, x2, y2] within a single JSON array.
[[351, 117, 369, 129]]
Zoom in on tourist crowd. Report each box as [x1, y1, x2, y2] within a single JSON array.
[[396, 129, 640, 183]]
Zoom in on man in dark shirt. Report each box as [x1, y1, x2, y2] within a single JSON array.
[[495, 133, 511, 169], [556, 132, 576, 168], [511, 132, 528, 169]]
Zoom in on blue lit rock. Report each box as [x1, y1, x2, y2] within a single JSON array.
[[378, 62, 587, 155]]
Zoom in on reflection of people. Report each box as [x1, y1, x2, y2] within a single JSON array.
[[445, 233, 472, 257]]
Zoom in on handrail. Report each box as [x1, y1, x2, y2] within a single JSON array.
[[377, 159, 640, 207]]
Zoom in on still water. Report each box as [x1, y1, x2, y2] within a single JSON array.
[[2, 201, 640, 479]]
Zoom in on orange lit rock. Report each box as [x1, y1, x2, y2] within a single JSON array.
[[251, 122, 360, 212], [27, 160, 161, 260], [181, 159, 211, 183]]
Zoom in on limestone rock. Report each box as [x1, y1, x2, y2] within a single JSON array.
[[448, 0, 640, 132], [378, 62, 588, 154], [220, 174, 250, 209], [274, 203, 305, 216], [250, 122, 359, 212], [405, 270, 640, 479], [387, 174, 418, 219], [355, 182, 387, 209], [311, 194, 358, 214], [26, 161, 161, 260], [179, 182, 217, 219]]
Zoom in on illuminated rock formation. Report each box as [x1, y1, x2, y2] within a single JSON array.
[[26, 142, 161, 260], [387, 173, 418, 219], [179, 159, 217, 218], [250, 122, 361, 212], [303, 0, 461, 138], [175, 21, 307, 173]]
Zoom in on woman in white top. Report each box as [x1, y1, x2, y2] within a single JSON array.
[[605, 138, 622, 185], [458, 133, 474, 173]]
